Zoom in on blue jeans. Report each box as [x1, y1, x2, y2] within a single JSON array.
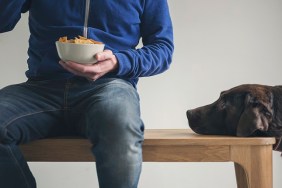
[[0, 77, 144, 188]]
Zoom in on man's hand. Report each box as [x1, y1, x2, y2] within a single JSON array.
[[59, 50, 118, 81]]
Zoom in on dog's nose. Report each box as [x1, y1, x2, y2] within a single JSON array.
[[186, 110, 192, 118]]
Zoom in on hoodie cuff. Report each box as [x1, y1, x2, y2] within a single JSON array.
[[114, 52, 132, 77]]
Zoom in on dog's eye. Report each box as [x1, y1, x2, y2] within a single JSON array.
[[251, 100, 260, 107], [263, 109, 272, 120]]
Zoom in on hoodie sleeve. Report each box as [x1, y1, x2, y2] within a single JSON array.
[[114, 0, 174, 79], [0, 0, 30, 33]]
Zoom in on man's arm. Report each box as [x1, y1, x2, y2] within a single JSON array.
[[0, 0, 30, 33], [59, 0, 173, 82], [114, 0, 174, 78]]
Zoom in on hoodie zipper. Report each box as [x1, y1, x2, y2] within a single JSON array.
[[83, 0, 90, 37]]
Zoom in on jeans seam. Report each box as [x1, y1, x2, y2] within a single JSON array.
[[7, 145, 32, 188], [2, 109, 64, 130]]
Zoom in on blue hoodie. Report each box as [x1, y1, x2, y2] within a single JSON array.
[[0, 0, 174, 87]]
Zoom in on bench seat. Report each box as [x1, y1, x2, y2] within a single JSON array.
[[20, 129, 275, 188]]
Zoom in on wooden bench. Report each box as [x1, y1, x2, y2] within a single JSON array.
[[20, 129, 275, 188]]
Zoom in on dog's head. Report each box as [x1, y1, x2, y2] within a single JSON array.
[[186, 84, 282, 139]]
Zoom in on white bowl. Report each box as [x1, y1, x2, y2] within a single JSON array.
[[56, 41, 105, 64]]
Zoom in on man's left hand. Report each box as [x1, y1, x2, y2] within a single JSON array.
[[59, 49, 118, 81]]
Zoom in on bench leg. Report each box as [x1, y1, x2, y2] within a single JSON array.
[[234, 162, 248, 188], [231, 145, 273, 188]]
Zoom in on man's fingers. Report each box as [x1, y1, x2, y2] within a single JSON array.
[[64, 61, 96, 73], [58, 49, 116, 81], [59, 61, 101, 80], [59, 61, 85, 76], [96, 50, 113, 61]]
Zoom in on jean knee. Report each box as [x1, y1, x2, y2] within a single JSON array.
[[88, 84, 144, 140], [89, 107, 145, 147]]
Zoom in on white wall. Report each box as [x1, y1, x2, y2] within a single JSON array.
[[0, 0, 282, 187]]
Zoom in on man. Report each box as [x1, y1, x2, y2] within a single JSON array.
[[0, 0, 174, 187]]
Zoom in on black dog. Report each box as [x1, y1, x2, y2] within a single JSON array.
[[186, 84, 282, 152]]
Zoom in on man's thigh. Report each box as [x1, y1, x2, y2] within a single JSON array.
[[76, 78, 144, 141], [0, 82, 66, 144]]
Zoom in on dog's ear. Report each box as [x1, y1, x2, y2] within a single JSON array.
[[268, 86, 282, 137], [236, 93, 273, 137]]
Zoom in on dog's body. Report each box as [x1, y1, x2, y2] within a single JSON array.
[[186, 84, 282, 152]]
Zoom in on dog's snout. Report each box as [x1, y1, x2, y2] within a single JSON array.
[[186, 110, 193, 118], [187, 109, 201, 120], [186, 109, 203, 122]]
